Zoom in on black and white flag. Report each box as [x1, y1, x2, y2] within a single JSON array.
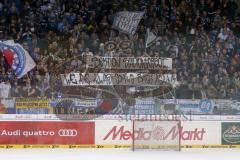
[[112, 11, 144, 36]]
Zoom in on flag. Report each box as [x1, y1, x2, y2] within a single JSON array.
[[145, 28, 157, 48], [112, 11, 144, 35], [0, 40, 36, 78], [2, 48, 14, 67]]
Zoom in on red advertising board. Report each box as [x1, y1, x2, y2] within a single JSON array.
[[0, 121, 94, 145]]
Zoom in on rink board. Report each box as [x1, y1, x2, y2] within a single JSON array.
[[0, 144, 240, 149], [0, 118, 239, 150]]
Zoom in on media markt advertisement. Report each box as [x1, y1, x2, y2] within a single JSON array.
[[222, 122, 240, 145], [15, 98, 52, 114], [0, 121, 95, 146], [95, 120, 222, 148]]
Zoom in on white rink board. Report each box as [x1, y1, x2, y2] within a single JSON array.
[[0, 116, 239, 150], [0, 114, 240, 121], [95, 120, 235, 149]]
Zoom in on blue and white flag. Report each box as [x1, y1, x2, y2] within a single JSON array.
[[0, 40, 36, 78], [112, 11, 144, 35]]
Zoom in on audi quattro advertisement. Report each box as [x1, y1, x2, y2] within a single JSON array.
[[0, 121, 94, 145], [95, 121, 221, 146]]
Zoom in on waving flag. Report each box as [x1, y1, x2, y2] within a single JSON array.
[[2, 48, 14, 67], [0, 40, 36, 78], [112, 11, 144, 35], [145, 28, 157, 48]]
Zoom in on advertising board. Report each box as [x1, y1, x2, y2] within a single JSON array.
[[95, 121, 221, 146], [0, 98, 15, 114], [177, 99, 214, 114], [0, 121, 95, 145], [221, 122, 240, 145], [0, 120, 239, 149], [15, 98, 52, 114]]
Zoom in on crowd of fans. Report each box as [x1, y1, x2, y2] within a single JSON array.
[[0, 0, 240, 100]]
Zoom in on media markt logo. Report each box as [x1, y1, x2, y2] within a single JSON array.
[[222, 122, 240, 145]]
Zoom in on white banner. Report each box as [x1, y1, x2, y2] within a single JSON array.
[[112, 11, 144, 35], [61, 73, 177, 86], [134, 98, 155, 115], [0, 40, 36, 78], [74, 99, 97, 107], [86, 56, 172, 70]]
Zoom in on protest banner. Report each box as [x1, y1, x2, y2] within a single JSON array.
[[61, 73, 177, 86], [86, 56, 172, 70]]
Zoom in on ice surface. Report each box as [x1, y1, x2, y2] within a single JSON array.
[[0, 149, 239, 160]]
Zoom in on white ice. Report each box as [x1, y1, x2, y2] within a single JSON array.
[[0, 149, 239, 160]]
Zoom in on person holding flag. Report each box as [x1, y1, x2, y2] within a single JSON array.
[[0, 40, 36, 79]]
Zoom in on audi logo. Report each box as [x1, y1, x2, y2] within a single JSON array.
[[58, 129, 78, 137]]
